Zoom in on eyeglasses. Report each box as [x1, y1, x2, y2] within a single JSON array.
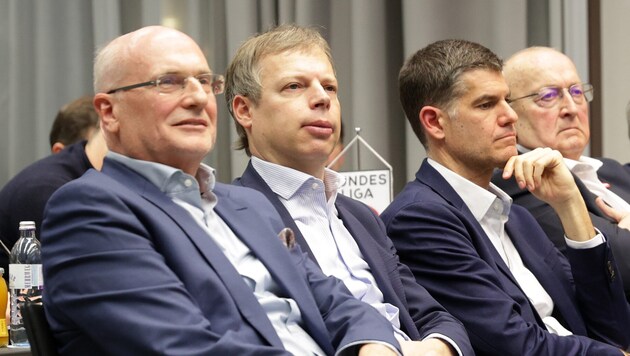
[[507, 83, 593, 108], [106, 73, 225, 95]]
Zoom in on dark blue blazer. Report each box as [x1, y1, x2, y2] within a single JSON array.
[[597, 158, 630, 203], [235, 162, 473, 355], [41, 158, 400, 355], [381, 159, 630, 355], [492, 156, 630, 299]]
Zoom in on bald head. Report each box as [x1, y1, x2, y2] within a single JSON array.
[[504, 47, 590, 160], [504, 47, 578, 95], [93, 26, 202, 94]]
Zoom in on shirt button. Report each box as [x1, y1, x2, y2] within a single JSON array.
[[311, 183, 319, 190], [184, 179, 193, 187]]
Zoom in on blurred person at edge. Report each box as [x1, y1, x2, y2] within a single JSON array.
[[49, 95, 100, 154], [0, 97, 107, 282]]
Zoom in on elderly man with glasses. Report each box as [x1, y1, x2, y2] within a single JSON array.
[[492, 46, 630, 300]]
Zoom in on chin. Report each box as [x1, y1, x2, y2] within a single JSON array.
[[496, 151, 517, 167]]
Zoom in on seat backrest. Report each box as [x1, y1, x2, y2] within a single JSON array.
[[22, 302, 59, 356]]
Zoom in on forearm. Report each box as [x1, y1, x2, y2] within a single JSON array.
[[551, 192, 596, 242]]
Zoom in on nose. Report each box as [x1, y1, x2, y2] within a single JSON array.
[[500, 100, 518, 126], [182, 77, 210, 108], [558, 88, 579, 117], [310, 82, 331, 110]]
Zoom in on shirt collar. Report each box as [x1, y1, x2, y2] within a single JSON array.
[[516, 143, 530, 154], [427, 158, 512, 222], [564, 155, 603, 172], [106, 151, 216, 209], [251, 156, 346, 202]]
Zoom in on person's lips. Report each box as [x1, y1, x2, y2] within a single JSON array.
[[303, 120, 333, 137], [174, 118, 208, 127], [496, 132, 516, 142]]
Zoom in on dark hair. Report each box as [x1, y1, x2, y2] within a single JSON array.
[[398, 39, 503, 148], [49, 96, 98, 147]]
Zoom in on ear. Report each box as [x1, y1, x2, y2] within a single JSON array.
[[232, 94, 254, 130], [93, 93, 118, 134], [51, 142, 65, 154], [419, 105, 446, 141]]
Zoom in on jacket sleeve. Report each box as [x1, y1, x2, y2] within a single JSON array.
[[359, 203, 474, 355], [41, 178, 292, 356], [382, 197, 624, 356]]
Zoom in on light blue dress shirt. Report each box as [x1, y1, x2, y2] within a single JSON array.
[[107, 152, 325, 356]]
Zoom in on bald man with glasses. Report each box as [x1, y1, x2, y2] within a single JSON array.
[[492, 46, 630, 300]]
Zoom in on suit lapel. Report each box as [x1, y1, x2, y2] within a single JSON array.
[[104, 160, 284, 348], [506, 219, 585, 334], [236, 162, 319, 265], [418, 161, 520, 285], [336, 202, 402, 302], [597, 159, 630, 203], [213, 185, 331, 350], [418, 161, 546, 322], [573, 172, 616, 223]]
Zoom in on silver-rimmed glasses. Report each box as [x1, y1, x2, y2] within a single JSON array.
[[507, 83, 593, 108], [106, 73, 225, 95]]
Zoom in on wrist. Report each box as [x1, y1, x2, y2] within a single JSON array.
[[551, 194, 595, 242]]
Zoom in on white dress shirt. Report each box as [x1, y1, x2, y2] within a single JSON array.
[[429, 158, 604, 336], [252, 157, 462, 355], [566, 156, 630, 213], [517, 144, 630, 213]]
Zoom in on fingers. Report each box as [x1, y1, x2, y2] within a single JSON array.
[[505, 147, 562, 191], [502, 156, 516, 179], [595, 197, 620, 221], [595, 198, 630, 231]]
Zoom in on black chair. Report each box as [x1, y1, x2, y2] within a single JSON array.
[[22, 302, 58, 356]]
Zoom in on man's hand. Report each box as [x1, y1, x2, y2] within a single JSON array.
[[502, 147, 577, 206], [357, 343, 398, 356], [596, 197, 630, 231], [400, 339, 455, 356], [502, 147, 595, 242]]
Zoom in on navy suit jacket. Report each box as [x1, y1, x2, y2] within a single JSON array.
[[41, 158, 400, 355], [597, 158, 630, 203], [381, 159, 630, 355], [234, 162, 473, 355], [492, 156, 630, 298]]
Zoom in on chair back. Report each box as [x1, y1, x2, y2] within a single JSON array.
[[22, 302, 58, 356]]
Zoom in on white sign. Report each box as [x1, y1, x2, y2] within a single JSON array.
[[338, 169, 391, 214]]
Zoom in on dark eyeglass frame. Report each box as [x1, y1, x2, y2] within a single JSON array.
[[507, 83, 594, 108], [106, 73, 225, 95]]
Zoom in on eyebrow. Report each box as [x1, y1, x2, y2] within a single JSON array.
[[471, 93, 503, 106], [537, 82, 581, 90], [278, 72, 337, 82]]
